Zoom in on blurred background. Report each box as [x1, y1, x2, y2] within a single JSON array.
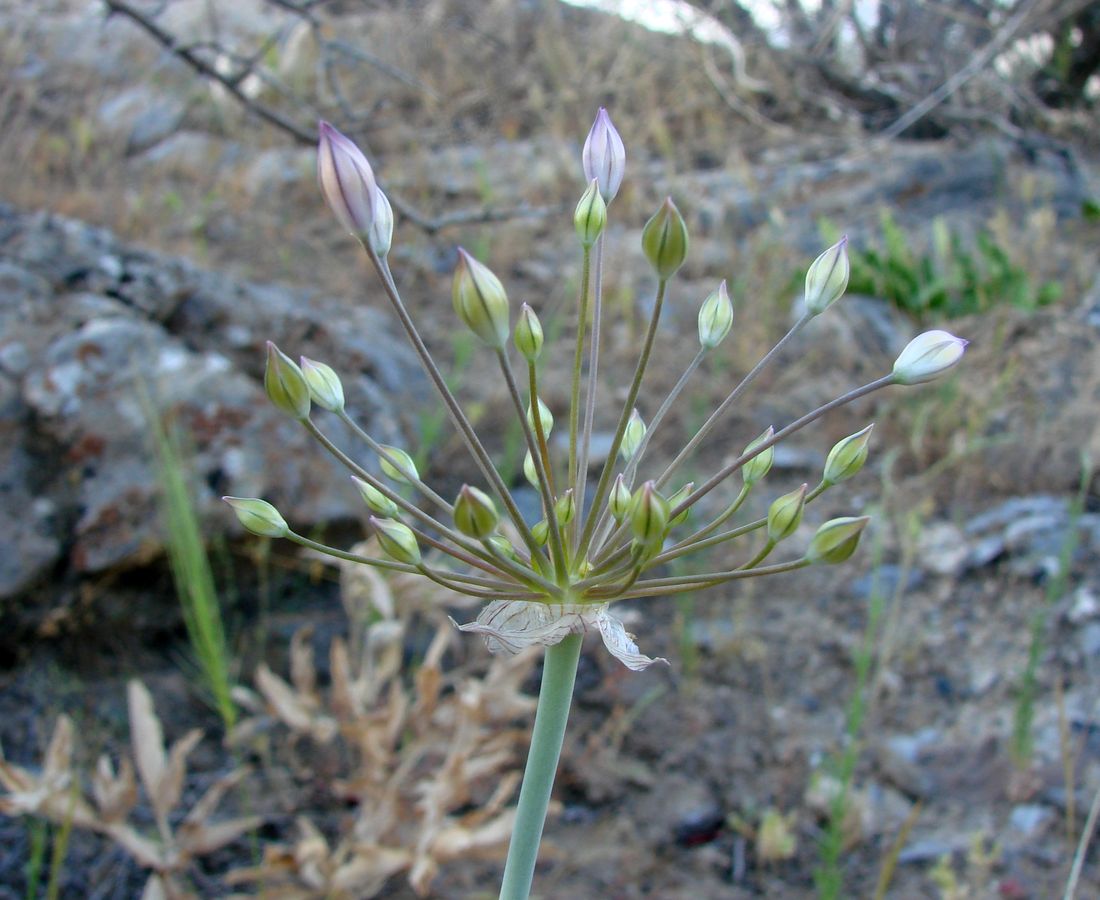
[[1, 0, 1099, 896]]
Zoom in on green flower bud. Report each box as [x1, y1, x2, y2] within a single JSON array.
[[609, 474, 632, 522], [767, 484, 807, 542], [554, 489, 576, 526], [351, 476, 399, 517], [574, 178, 607, 247], [378, 445, 418, 484], [620, 408, 646, 463], [452, 248, 510, 347], [453, 484, 499, 539], [514, 303, 544, 362], [527, 398, 554, 437], [264, 342, 311, 420], [823, 424, 873, 486], [630, 481, 670, 550], [299, 356, 345, 412], [741, 427, 775, 486], [532, 519, 550, 546], [804, 236, 850, 316], [698, 280, 733, 349], [667, 482, 694, 527], [641, 197, 688, 280], [368, 186, 393, 258], [892, 330, 968, 385], [371, 516, 421, 565], [223, 496, 288, 538], [523, 450, 538, 487], [807, 516, 870, 564], [489, 535, 515, 559]]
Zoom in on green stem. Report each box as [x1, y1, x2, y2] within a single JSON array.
[[499, 634, 583, 900], [568, 246, 592, 513], [574, 236, 605, 549]]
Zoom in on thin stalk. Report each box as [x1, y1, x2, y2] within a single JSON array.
[[575, 279, 669, 561], [496, 348, 568, 583], [368, 248, 547, 565], [415, 565, 539, 601], [574, 236, 605, 549], [528, 362, 556, 496], [742, 538, 777, 570], [593, 558, 812, 600], [671, 483, 752, 550], [498, 634, 583, 900], [655, 310, 813, 490], [650, 517, 765, 566], [567, 245, 592, 514]]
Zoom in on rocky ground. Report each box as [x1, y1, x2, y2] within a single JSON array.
[[1, 1, 1100, 898]]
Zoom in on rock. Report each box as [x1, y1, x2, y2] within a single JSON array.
[[1068, 586, 1100, 624], [96, 85, 188, 154], [0, 203, 425, 642], [635, 774, 724, 847], [1005, 804, 1054, 842], [918, 521, 971, 577]]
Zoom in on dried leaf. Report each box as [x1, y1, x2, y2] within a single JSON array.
[[290, 627, 317, 699], [178, 815, 262, 856], [43, 715, 74, 781], [255, 664, 337, 742], [92, 754, 138, 822], [128, 681, 167, 806], [155, 729, 202, 823]]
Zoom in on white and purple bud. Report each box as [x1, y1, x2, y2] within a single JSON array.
[[892, 330, 968, 385], [804, 236, 849, 316], [317, 120, 379, 238], [368, 185, 393, 258], [582, 108, 626, 203]]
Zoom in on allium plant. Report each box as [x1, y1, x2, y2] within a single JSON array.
[[225, 111, 966, 899]]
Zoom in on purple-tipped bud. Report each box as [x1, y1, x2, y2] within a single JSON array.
[[804, 236, 850, 316], [582, 108, 626, 203], [317, 121, 379, 238], [892, 330, 968, 385]]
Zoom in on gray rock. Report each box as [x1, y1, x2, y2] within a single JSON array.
[[96, 85, 187, 154], [1006, 804, 1054, 841]]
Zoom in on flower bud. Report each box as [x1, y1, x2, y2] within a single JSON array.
[[741, 427, 775, 486], [767, 484, 807, 542], [378, 445, 418, 484], [823, 424, 873, 486], [452, 248, 510, 347], [641, 198, 689, 280], [453, 484, 499, 539], [667, 482, 694, 527], [514, 303, 544, 362], [892, 330, 968, 385], [807, 516, 870, 565], [368, 186, 393, 258], [352, 476, 399, 518], [582, 108, 625, 203], [574, 179, 607, 246], [223, 496, 288, 538], [264, 341, 311, 420], [527, 397, 554, 437], [804, 236, 849, 316], [698, 280, 733, 349], [554, 489, 576, 526], [299, 356, 345, 412], [489, 535, 515, 559], [371, 517, 421, 565], [532, 519, 550, 546], [523, 450, 539, 487], [609, 474, 632, 522], [620, 408, 646, 462], [317, 120, 378, 237], [630, 481, 670, 550]]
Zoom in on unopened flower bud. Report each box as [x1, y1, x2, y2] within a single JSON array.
[[620, 408, 646, 462], [582, 108, 625, 203], [317, 121, 378, 237], [454, 485, 499, 539], [892, 330, 968, 385], [378, 445, 418, 484], [527, 398, 554, 437], [489, 535, 515, 559], [532, 519, 550, 546], [368, 186, 393, 258], [523, 450, 538, 487], [807, 516, 870, 564], [452, 248, 510, 347], [299, 356, 345, 412], [514, 303, 544, 362], [371, 516, 421, 565], [554, 489, 576, 526], [741, 427, 775, 486], [804, 236, 849, 316], [630, 481, 670, 550], [667, 482, 694, 527], [574, 179, 607, 246], [698, 281, 734, 349], [352, 476, 399, 517], [265, 342, 311, 420], [609, 474, 632, 522], [223, 496, 288, 538], [641, 198, 689, 280], [823, 424, 873, 486], [767, 484, 807, 542]]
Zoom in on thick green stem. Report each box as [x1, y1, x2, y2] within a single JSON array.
[[499, 634, 582, 900]]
